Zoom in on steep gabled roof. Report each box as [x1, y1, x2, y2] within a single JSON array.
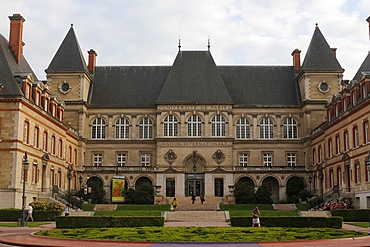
[[353, 52, 370, 81], [45, 26, 88, 73], [156, 51, 233, 104], [89, 66, 171, 107], [219, 66, 300, 106], [0, 34, 35, 96], [301, 26, 343, 72]]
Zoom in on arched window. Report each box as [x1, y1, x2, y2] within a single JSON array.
[[91, 117, 106, 139], [236, 117, 250, 139], [211, 114, 226, 137], [139, 117, 153, 139], [259, 117, 273, 139], [187, 114, 202, 137], [283, 117, 298, 139], [164, 114, 178, 137], [115, 117, 130, 139]]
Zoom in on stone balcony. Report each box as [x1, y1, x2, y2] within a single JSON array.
[[234, 166, 306, 172], [83, 165, 156, 173]]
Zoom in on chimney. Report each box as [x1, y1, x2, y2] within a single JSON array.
[[87, 49, 98, 73], [367, 16, 370, 41], [291, 48, 301, 71], [8, 14, 25, 63], [331, 48, 337, 57]]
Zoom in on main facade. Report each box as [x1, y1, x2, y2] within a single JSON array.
[[1, 13, 369, 208]]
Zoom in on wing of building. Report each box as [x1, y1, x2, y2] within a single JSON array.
[[1, 13, 369, 209]]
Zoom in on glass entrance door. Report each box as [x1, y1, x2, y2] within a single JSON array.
[[185, 174, 204, 196]]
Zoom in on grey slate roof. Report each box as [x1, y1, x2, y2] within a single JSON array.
[[156, 51, 233, 104], [0, 34, 36, 96], [353, 52, 370, 81], [219, 66, 300, 106], [46, 26, 88, 73], [301, 26, 343, 72], [89, 66, 171, 107]]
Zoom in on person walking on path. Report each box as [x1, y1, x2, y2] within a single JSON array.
[[26, 203, 34, 222], [200, 194, 205, 204], [171, 198, 178, 211], [64, 205, 70, 216], [252, 205, 260, 227], [191, 193, 196, 204]]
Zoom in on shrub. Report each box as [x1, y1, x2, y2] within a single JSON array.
[[30, 201, 47, 210], [255, 185, 272, 204], [234, 182, 256, 204], [323, 200, 351, 210], [47, 202, 64, 211]]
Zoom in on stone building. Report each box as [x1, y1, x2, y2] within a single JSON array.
[[2, 13, 368, 208]]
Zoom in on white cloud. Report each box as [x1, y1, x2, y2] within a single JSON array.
[[0, 0, 369, 79]]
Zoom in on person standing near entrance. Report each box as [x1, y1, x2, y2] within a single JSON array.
[[252, 205, 260, 227], [200, 194, 205, 204], [26, 203, 34, 222], [191, 193, 196, 204], [171, 198, 178, 211]]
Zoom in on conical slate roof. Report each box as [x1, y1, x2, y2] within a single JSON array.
[[46, 26, 88, 73], [353, 52, 370, 81], [156, 51, 233, 104], [301, 26, 343, 72]]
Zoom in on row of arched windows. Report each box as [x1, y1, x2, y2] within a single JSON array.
[[91, 115, 299, 140]]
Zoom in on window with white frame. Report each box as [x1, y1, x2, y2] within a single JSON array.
[[34, 126, 39, 148], [91, 117, 106, 139], [353, 126, 359, 148], [239, 153, 248, 167], [263, 153, 272, 167], [115, 117, 130, 139], [337, 167, 342, 186], [344, 131, 349, 151], [23, 121, 29, 143], [93, 153, 103, 166], [211, 114, 226, 137], [32, 162, 37, 184], [363, 121, 369, 144], [236, 117, 250, 139], [141, 153, 151, 166], [259, 117, 273, 139], [187, 114, 202, 137], [164, 114, 178, 137], [329, 170, 334, 188], [139, 117, 153, 139], [328, 139, 333, 158], [367, 162, 370, 182], [43, 131, 48, 151], [286, 153, 296, 166], [117, 153, 127, 166], [283, 117, 298, 139], [335, 135, 340, 155], [51, 136, 56, 155], [355, 163, 360, 183]]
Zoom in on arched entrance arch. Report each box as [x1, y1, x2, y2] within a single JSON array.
[[262, 176, 279, 203], [86, 176, 104, 204], [184, 150, 205, 197], [236, 176, 255, 188], [286, 176, 305, 202], [135, 177, 153, 190]]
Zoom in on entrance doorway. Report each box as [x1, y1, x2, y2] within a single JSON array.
[[186, 174, 204, 196]]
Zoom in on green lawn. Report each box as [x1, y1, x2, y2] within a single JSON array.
[[36, 226, 367, 242], [0, 222, 49, 227], [346, 222, 370, 228]]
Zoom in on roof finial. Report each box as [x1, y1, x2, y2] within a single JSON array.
[[315, 23, 318, 27], [207, 36, 210, 52], [71, 23, 73, 27], [178, 36, 181, 51]]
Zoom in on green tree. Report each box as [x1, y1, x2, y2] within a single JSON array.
[[234, 181, 256, 204], [255, 184, 272, 204], [286, 176, 305, 203]]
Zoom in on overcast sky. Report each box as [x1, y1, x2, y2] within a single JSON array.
[[0, 0, 369, 80]]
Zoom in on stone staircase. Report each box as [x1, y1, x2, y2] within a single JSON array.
[[94, 204, 118, 211], [164, 204, 229, 223], [299, 211, 332, 217]]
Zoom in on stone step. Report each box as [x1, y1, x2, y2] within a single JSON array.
[[273, 204, 297, 210], [299, 211, 332, 217], [165, 211, 229, 222], [176, 204, 218, 211], [94, 204, 118, 211]]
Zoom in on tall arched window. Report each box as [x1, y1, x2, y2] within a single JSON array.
[[164, 114, 178, 137], [187, 114, 202, 137], [115, 117, 130, 139], [91, 117, 106, 139], [211, 114, 226, 137], [259, 117, 273, 139], [236, 117, 250, 139], [283, 117, 298, 139], [139, 117, 153, 139]]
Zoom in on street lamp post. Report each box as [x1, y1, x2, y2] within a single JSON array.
[[67, 164, 73, 206], [20, 152, 29, 227], [79, 175, 83, 190]]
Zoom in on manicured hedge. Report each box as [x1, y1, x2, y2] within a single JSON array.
[[55, 216, 165, 228], [330, 210, 370, 222], [230, 216, 342, 229], [0, 209, 62, 221]]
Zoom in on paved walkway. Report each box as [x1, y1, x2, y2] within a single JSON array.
[[0, 222, 369, 247]]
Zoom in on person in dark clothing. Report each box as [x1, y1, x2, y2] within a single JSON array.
[[200, 194, 205, 204], [191, 193, 196, 204]]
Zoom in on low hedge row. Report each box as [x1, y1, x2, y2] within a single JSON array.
[[0, 209, 62, 221], [55, 216, 165, 228], [330, 210, 370, 222], [230, 216, 342, 229]]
